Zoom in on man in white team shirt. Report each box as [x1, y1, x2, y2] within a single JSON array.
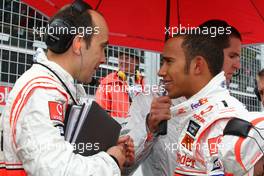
[[124, 30, 264, 176], [0, 1, 134, 175]]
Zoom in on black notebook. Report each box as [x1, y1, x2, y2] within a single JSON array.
[[64, 101, 121, 156]]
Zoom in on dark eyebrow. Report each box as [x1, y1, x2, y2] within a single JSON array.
[[161, 55, 175, 61], [230, 52, 240, 57]]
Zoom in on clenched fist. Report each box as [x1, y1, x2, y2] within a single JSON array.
[[147, 96, 172, 133]]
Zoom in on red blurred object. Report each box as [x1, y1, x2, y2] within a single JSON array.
[[0, 86, 12, 106], [22, 0, 264, 52]]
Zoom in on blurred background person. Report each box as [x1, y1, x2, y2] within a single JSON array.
[[199, 19, 242, 84], [255, 68, 264, 106], [96, 48, 144, 127]]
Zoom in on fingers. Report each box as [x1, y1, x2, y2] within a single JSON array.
[[150, 109, 171, 118], [125, 137, 134, 154], [155, 96, 172, 104], [117, 135, 130, 145], [117, 136, 134, 153], [115, 145, 126, 156], [147, 96, 172, 132], [122, 137, 135, 166], [151, 96, 172, 113], [151, 102, 171, 109]]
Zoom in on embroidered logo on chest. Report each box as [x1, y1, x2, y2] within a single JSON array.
[[208, 135, 222, 156], [176, 152, 196, 168], [181, 134, 194, 151], [193, 105, 214, 123], [191, 98, 208, 110], [187, 120, 201, 137]]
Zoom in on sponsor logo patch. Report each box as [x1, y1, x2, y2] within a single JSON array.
[[48, 101, 64, 122], [208, 135, 222, 156], [191, 98, 208, 109], [176, 152, 195, 168], [193, 105, 214, 123], [181, 134, 194, 151], [187, 120, 200, 137], [212, 158, 223, 171]]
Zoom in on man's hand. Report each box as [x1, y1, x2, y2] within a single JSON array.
[[118, 135, 135, 166], [107, 136, 135, 169], [147, 96, 172, 133], [107, 146, 126, 169]]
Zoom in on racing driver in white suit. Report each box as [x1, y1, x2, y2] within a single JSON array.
[[0, 2, 134, 176], [123, 33, 264, 176]]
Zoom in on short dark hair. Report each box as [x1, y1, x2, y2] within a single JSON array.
[[181, 33, 224, 77], [199, 19, 242, 49], [48, 3, 94, 48]]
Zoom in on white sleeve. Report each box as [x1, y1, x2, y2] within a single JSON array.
[[219, 113, 264, 176], [15, 88, 120, 176]]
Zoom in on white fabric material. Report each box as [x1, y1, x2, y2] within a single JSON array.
[[220, 112, 264, 176], [1, 48, 120, 176], [124, 72, 264, 176]]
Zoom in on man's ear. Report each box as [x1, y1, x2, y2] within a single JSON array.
[[191, 56, 206, 75], [72, 35, 82, 55]]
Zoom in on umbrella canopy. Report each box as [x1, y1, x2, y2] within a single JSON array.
[[22, 0, 264, 52]]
